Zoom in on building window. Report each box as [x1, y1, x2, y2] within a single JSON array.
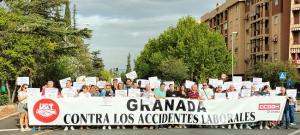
[[275, 0, 278, 6], [274, 16, 278, 25]]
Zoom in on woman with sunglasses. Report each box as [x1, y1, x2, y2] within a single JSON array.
[[18, 84, 31, 132]]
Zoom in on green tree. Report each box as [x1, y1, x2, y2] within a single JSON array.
[[247, 62, 300, 88], [158, 58, 189, 82], [135, 16, 232, 82], [126, 53, 132, 73], [0, 0, 99, 102]]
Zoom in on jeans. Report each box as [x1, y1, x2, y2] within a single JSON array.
[[289, 105, 296, 123], [280, 108, 290, 128]]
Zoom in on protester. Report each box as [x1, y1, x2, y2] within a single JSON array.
[[188, 84, 201, 100], [288, 92, 297, 126], [61, 80, 78, 131], [154, 83, 167, 129], [100, 83, 114, 130], [226, 84, 238, 130], [90, 85, 100, 97], [259, 85, 271, 130], [112, 79, 118, 93], [154, 83, 166, 100], [100, 83, 114, 97], [278, 87, 290, 129], [41, 81, 60, 97], [124, 78, 133, 90], [141, 83, 155, 130], [117, 82, 124, 90], [18, 84, 31, 132], [177, 84, 188, 99], [199, 82, 214, 100], [78, 85, 91, 130], [166, 84, 178, 98]]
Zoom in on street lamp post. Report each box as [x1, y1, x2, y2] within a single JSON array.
[[231, 32, 238, 78]]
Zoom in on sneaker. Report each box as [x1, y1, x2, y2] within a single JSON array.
[[214, 126, 218, 128], [25, 127, 31, 131], [20, 128, 25, 132], [264, 126, 270, 130], [108, 126, 112, 130], [70, 126, 75, 130], [183, 125, 187, 129], [133, 126, 137, 130], [259, 125, 263, 130], [221, 125, 225, 129], [102, 126, 106, 130], [239, 124, 243, 129], [233, 124, 238, 130], [246, 125, 252, 130], [117, 126, 120, 129], [174, 126, 180, 128], [64, 127, 69, 131], [168, 125, 172, 129], [149, 126, 154, 130], [122, 126, 126, 129], [228, 125, 231, 129], [290, 123, 296, 126]]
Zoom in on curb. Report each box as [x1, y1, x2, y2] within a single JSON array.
[[0, 112, 18, 121]]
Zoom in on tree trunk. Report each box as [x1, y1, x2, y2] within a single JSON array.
[[11, 85, 18, 103], [5, 81, 11, 103]]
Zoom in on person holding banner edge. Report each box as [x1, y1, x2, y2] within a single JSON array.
[[18, 84, 31, 132]]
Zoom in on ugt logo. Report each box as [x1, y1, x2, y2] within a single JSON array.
[[33, 98, 60, 123]]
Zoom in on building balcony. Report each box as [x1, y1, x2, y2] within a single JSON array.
[[292, 4, 300, 11], [291, 24, 300, 31]]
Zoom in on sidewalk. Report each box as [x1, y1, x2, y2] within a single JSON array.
[[0, 104, 17, 119]]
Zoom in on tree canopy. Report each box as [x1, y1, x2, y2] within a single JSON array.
[[135, 16, 232, 82], [0, 0, 104, 88]]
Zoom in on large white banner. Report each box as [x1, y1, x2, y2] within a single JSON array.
[[28, 97, 286, 126]]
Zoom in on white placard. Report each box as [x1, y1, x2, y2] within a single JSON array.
[[27, 88, 41, 97], [227, 91, 239, 99], [149, 77, 159, 89], [242, 81, 253, 89], [115, 90, 127, 97], [286, 89, 297, 98], [128, 89, 141, 97], [73, 82, 84, 90], [61, 88, 77, 98], [16, 77, 29, 86], [96, 81, 106, 89], [270, 90, 277, 96], [232, 76, 242, 83], [185, 80, 195, 89], [59, 77, 71, 88], [253, 77, 262, 84], [44, 88, 59, 98], [85, 77, 97, 86], [240, 89, 251, 97], [275, 87, 281, 94], [222, 82, 232, 90], [214, 93, 226, 99], [126, 71, 138, 80], [209, 79, 218, 87], [138, 79, 149, 88], [76, 76, 86, 84], [216, 80, 224, 87]]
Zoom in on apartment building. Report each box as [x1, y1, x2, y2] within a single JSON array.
[[201, 0, 293, 75]]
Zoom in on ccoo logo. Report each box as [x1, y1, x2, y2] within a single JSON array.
[[33, 98, 60, 123]]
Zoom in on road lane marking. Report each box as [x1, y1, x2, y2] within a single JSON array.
[[0, 128, 19, 132], [289, 129, 300, 135], [33, 130, 53, 135]]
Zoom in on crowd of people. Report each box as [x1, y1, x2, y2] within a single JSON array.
[[17, 78, 297, 132]]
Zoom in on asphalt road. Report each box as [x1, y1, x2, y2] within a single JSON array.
[[0, 114, 300, 135]]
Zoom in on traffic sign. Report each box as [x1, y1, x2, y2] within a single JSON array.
[[279, 72, 286, 80]]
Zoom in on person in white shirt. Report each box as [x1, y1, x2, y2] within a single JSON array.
[[61, 80, 77, 131], [18, 84, 31, 132], [199, 82, 214, 100], [78, 85, 91, 98]]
